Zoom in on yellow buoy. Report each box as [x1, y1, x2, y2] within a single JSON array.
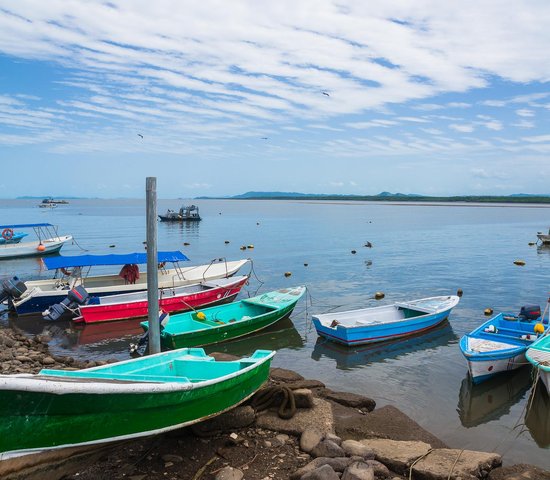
[[247, 245, 254, 249], [196, 312, 206, 320], [284, 272, 292, 277], [534, 323, 545, 334], [513, 260, 526, 266], [374, 291, 385, 300], [484, 308, 493, 316]]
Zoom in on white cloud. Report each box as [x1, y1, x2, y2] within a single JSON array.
[[516, 109, 534, 117], [449, 123, 474, 133]]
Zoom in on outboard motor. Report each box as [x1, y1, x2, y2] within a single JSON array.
[[518, 305, 541, 321], [42, 285, 90, 321], [0, 276, 27, 309]]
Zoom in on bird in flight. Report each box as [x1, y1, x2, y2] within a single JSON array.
[[137, 133, 144, 139], [322, 91, 330, 96], [261, 137, 269, 140]]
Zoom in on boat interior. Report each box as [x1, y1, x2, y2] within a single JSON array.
[[38, 349, 269, 383]]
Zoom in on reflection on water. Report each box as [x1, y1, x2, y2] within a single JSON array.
[[525, 382, 550, 448], [311, 321, 457, 370], [457, 367, 533, 428], [204, 317, 304, 357], [3, 310, 304, 362]]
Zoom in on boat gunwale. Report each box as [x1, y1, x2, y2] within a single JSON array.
[[0, 350, 275, 395]]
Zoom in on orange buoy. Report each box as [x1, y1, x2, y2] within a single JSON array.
[[247, 245, 254, 249], [284, 272, 292, 277], [374, 291, 385, 300], [513, 260, 526, 266], [457, 289, 463, 297], [36, 244, 46, 252]]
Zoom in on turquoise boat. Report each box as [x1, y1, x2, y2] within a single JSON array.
[[0, 348, 274, 460], [142, 286, 306, 350], [526, 334, 550, 395]]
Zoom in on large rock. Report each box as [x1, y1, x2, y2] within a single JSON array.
[[270, 368, 304, 383], [256, 397, 334, 436], [488, 464, 550, 480], [292, 459, 353, 480], [341, 461, 375, 480], [310, 439, 345, 458], [320, 389, 376, 411], [302, 464, 340, 480], [413, 448, 501, 480], [214, 466, 244, 480], [335, 404, 446, 448], [191, 406, 255, 436], [359, 439, 432, 475], [300, 428, 324, 453], [341, 440, 375, 459]]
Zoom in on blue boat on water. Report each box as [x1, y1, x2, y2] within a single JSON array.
[[460, 305, 548, 384], [311, 295, 459, 346], [2, 252, 249, 316]]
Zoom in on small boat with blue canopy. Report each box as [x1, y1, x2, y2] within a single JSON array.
[[0, 223, 71, 260], [5, 252, 250, 316], [311, 295, 459, 346], [141, 286, 306, 349], [460, 304, 549, 384], [0, 348, 274, 460]]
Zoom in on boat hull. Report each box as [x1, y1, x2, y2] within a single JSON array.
[[0, 236, 72, 260], [0, 351, 273, 459], [526, 336, 550, 395], [162, 300, 299, 349], [313, 310, 451, 346], [12, 259, 249, 315], [461, 343, 527, 384], [311, 295, 459, 346], [76, 277, 248, 323]]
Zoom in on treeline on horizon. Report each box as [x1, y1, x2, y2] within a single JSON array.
[[226, 194, 550, 203]]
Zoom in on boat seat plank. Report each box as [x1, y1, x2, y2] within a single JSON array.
[[527, 348, 550, 365], [467, 337, 520, 352], [39, 369, 192, 383]]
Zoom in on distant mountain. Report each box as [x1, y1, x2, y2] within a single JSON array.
[[231, 191, 314, 199], [377, 192, 423, 197]]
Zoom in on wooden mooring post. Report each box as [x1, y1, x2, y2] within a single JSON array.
[[146, 177, 160, 354]]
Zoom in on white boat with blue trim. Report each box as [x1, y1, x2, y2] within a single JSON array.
[[312, 295, 459, 346], [0, 223, 72, 260]]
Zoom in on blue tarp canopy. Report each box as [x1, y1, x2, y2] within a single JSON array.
[[44, 251, 189, 270], [0, 223, 54, 229]]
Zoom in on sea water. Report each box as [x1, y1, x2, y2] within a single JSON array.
[[1, 198, 549, 468]]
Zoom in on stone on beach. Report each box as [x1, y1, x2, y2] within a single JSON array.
[[358, 439, 432, 475]]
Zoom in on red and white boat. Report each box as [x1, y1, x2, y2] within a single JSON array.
[[74, 276, 249, 324]]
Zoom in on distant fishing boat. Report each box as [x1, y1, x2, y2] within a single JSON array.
[[141, 286, 306, 349], [0, 348, 274, 460], [537, 228, 550, 245], [460, 305, 548, 384], [3, 253, 249, 315], [159, 204, 201, 222], [526, 334, 550, 394], [0, 223, 72, 260], [41, 197, 69, 205], [311, 295, 459, 346], [73, 275, 249, 323]]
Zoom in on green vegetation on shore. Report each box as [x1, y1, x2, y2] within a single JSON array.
[[198, 191, 550, 204]]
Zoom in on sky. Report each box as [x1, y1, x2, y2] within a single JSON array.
[[1, 1, 550, 198]]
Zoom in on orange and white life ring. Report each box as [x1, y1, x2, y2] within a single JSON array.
[[2, 228, 14, 241]]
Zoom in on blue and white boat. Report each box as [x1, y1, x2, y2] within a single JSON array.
[[6, 253, 249, 316], [312, 295, 459, 346], [0, 223, 71, 260], [460, 305, 548, 384]]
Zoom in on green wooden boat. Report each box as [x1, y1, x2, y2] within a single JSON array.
[[0, 348, 274, 460], [141, 286, 306, 350]]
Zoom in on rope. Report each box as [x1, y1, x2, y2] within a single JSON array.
[[408, 448, 433, 480], [250, 386, 297, 419], [71, 236, 89, 252]]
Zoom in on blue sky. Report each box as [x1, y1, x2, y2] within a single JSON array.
[[1, 1, 550, 198]]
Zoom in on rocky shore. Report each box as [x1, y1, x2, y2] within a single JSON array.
[[1, 326, 549, 480]]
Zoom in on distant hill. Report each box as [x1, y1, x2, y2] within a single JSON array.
[[195, 191, 550, 203]]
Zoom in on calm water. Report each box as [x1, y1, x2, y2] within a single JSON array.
[[1, 198, 549, 469]]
